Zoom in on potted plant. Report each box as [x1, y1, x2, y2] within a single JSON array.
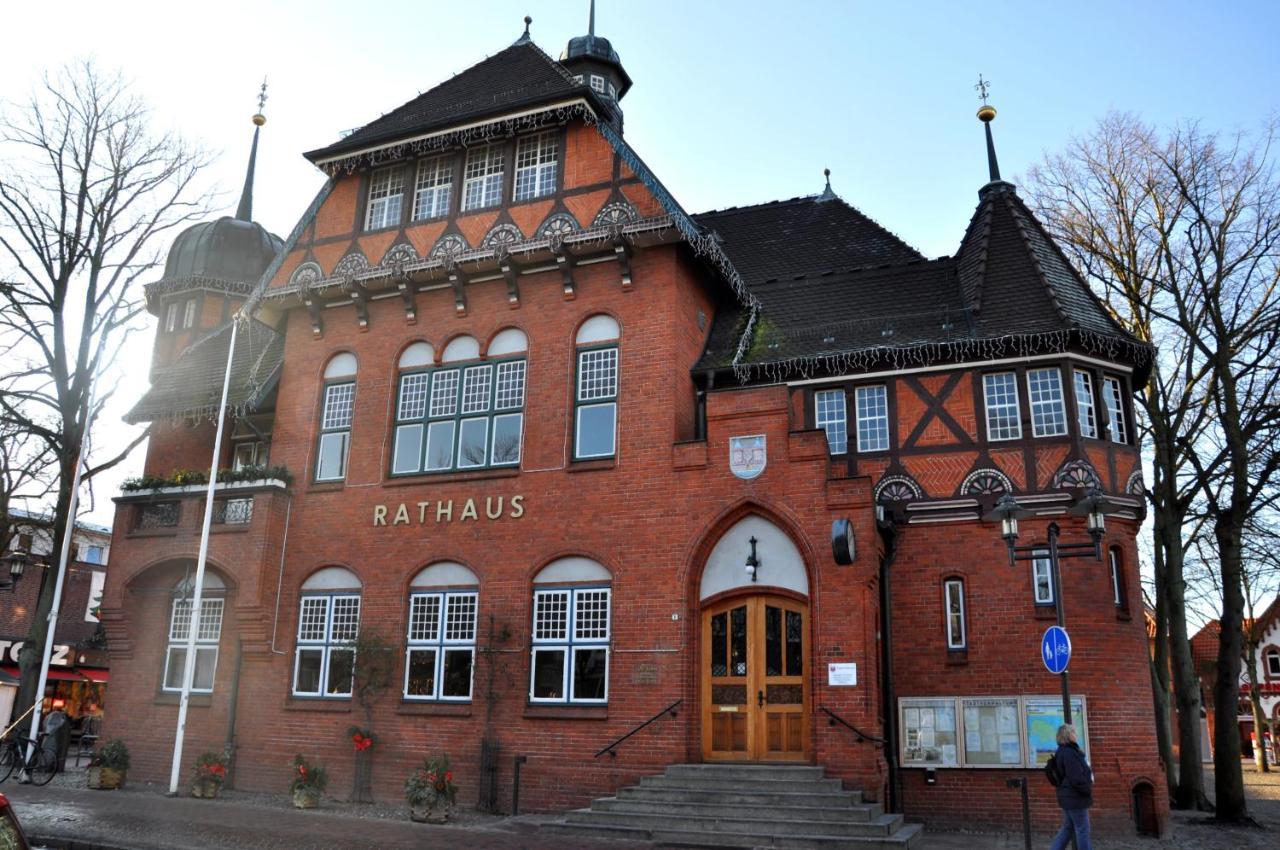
[[87, 739, 130, 790], [290, 754, 328, 809], [404, 754, 457, 823], [191, 751, 228, 798]]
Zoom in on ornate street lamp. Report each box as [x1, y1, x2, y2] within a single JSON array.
[[0, 550, 32, 591]]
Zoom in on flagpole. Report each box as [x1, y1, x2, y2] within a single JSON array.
[[168, 313, 241, 795]]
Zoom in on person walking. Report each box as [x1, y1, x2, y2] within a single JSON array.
[[1048, 723, 1093, 850]]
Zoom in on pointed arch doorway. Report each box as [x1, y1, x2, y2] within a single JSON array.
[[698, 514, 810, 762]]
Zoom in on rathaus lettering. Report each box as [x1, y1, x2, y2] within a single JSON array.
[[373, 495, 525, 526]]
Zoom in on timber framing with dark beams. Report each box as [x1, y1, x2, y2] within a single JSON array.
[[500, 257, 521, 307]]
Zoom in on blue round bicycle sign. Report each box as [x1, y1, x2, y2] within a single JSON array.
[[1041, 626, 1071, 675]]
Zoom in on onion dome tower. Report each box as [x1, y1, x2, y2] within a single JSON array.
[[147, 83, 283, 366], [560, 1, 632, 124]]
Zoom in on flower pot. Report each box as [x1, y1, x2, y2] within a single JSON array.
[[292, 788, 320, 809], [409, 799, 450, 823], [87, 766, 125, 790], [191, 778, 221, 799]]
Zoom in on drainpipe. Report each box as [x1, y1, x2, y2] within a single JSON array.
[[224, 639, 244, 787], [878, 518, 900, 813]]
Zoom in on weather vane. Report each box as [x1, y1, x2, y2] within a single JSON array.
[[975, 74, 991, 106], [257, 78, 269, 114]]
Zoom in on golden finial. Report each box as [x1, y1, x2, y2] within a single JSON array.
[[975, 74, 996, 122], [252, 78, 268, 127]]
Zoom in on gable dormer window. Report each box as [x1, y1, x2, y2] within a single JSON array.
[[365, 167, 404, 230], [462, 144, 504, 211], [513, 133, 559, 203]]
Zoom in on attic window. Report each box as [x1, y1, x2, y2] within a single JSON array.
[[572, 74, 584, 84], [462, 144, 504, 212], [365, 167, 404, 231], [513, 133, 558, 203], [589, 75, 606, 94]]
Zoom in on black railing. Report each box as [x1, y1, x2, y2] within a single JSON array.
[[594, 699, 682, 758], [820, 706, 885, 746]]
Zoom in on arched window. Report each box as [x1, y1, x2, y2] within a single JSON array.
[[316, 354, 357, 482], [943, 577, 966, 650], [1109, 546, 1127, 611], [163, 572, 226, 694], [573, 315, 620, 460], [1264, 647, 1280, 680], [293, 567, 362, 698], [391, 333, 525, 474], [404, 562, 479, 701], [530, 557, 611, 704]]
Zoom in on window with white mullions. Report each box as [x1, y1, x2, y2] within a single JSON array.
[[1103, 376, 1128, 444], [1109, 547, 1126, 609], [1073, 370, 1098, 439], [513, 132, 558, 202], [365, 166, 405, 230], [983, 372, 1022, 441], [462, 144, 504, 211], [1032, 551, 1054, 605], [855, 385, 890, 452], [575, 347, 618, 459], [316, 382, 355, 481], [162, 597, 223, 692], [814, 389, 847, 455], [293, 593, 361, 698], [182, 298, 198, 329], [404, 591, 477, 701], [413, 156, 453, 220], [944, 579, 966, 650], [1027, 367, 1067, 437], [530, 587, 610, 703]]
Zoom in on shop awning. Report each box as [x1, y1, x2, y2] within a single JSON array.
[[0, 665, 108, 683]]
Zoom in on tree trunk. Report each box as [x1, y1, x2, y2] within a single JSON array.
[[1211, 513, 1248, 821], [1245, 640, 1270, 772], [1149, 533, 1179, 797]]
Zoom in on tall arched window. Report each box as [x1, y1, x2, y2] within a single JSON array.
[[293, 567, 362, 698], [404, 562, 479, 701], [316, 354, 357, 482], [530, 557, 611, 704], [162, 572, 226, 693], [573, 315, 620, 460]]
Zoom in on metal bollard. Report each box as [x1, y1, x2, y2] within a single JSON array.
[[1005, 776, 1031, 850], [512, 755, 528, 815]]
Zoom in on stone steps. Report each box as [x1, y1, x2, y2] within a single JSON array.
[[542, 763, 923, 849]]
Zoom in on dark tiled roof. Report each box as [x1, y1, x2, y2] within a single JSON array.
[[305, 42, 587, 163], [693, 196, 923, 285], [126, 320, 283, 423]]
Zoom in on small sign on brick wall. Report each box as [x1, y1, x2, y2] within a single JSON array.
[[827, 663, 857, 687]]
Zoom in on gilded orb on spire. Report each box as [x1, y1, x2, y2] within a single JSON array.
[[253, 78, 268, 126], [975, 74, 996, 123]]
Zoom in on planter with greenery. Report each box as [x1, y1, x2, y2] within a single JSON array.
[[191, 751, 228, 798], [87, 739, 130, 790], [405, 754, 457, 823], [290, 754, 328, 809], [121, 464, 293, 492]]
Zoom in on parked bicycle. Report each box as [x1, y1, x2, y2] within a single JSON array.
[[0, 733, 56, 786]]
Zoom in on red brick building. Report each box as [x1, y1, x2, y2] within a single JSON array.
[[102, 15, 1166, 839]]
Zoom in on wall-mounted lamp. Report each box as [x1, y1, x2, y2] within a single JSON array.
[[745, 536, 760, 583], [0, 550, 33, 591], [925, 768, 938, 786]]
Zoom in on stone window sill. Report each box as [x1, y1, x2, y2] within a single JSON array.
[[384, 467, 520, 487], [567, 458, 616, 474]]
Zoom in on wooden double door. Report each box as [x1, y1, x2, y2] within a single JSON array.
[[701, 595, 809, 761]]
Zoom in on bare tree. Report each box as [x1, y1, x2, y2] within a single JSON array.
[[0, 60, 210, 726], [0, 423, 55, 552]]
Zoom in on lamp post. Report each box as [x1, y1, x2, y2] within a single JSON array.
[[983, 490, 1119, 725]]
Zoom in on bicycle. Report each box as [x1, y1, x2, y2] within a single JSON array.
[[0, 732, 57, 786]]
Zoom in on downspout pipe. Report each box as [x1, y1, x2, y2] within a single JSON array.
[[878, 517, 901, 814]]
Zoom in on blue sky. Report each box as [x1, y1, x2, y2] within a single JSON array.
[[1, 0, 1277, 525]]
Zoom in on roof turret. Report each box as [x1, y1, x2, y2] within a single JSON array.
[[560, 1, 633, 102]]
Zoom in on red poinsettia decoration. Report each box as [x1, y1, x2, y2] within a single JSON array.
[[346, 725, 377, 752]]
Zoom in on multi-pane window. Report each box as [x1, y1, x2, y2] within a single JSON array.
[[1073, 370, 1097, 439], [513, 133, 558, 202], [530, 587, 610, 703], [462, 144, 504, 211], [316, 382, 355, 481], [165, 302, 179, 333], [1032, 551, 1054, 605], [574, 347, 618, 460], [814, 389, 847, 454], [404, 592, 477, 701], [393, 360, 525, 474], [855, 385, 890, 452], [1027, 368, 1067, 437], [983, 373, 1022, 441], [589, 75, 605, 93], [163, 597, 224, 693], [293, 594, 360, 697], [944, 579, 966, 650], [233, 440, 268, 471], [365, 167, 404, 230], [413, 156, 453, 221], [182, 298, 197, 329], [1103, 376, 1128, 444]]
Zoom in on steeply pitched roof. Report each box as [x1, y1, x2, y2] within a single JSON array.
[[304, 41, 589, 164], [125, 319, 283, 424]]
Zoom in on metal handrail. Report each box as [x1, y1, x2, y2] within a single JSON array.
[[820, 706, 885, 746], [594, 699, 682, 758]]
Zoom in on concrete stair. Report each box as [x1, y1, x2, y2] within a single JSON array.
[[543, 763, 923, 848]]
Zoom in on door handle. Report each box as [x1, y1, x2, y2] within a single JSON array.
[[757, 690, 765, 707]]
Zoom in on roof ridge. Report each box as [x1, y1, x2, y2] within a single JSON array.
[[693, 196, 812, 217], [960, 197, 994, 314]]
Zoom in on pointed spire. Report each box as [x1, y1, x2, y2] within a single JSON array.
[[516, 15, 532, 43], [589, 0, 596, 37], [236, 79, 268, 222], [817, 167, 836, 202], [974, 74, 1002, 184]]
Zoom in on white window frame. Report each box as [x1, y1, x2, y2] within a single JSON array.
[[182, 298, 197, 329], [589, 74, 606, 93], [1032, 550, 1054, 605], [162, 596, 224, 693], [855, 385, 890, 452], [944, 579, 966, 650], [574, 346, 619, 460], [1266, 651, 1280, 678], [1073, 370, 1097, 439], [1027, 367, 1068, 438], [529, 586, 611, 704], [983, 372, 1022, 441], [1110, 548, 1124, 607], [164, 302, 179, 333], [1103, 376, 1128, 444], [292, 593, 361, 698], [412, 155, 453, 221], [814, 389, 847, 455], [513, 132, 559, 202], [462, 144, 504, 211], [316, 382, 355, 482], [364, 166, 405, 231], [403, 591, 477, 702]]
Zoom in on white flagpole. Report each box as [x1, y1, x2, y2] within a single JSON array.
[[168, 313, 240, 795]]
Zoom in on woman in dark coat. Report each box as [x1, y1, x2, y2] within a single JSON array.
[[1049, 723, 1093, 850]]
